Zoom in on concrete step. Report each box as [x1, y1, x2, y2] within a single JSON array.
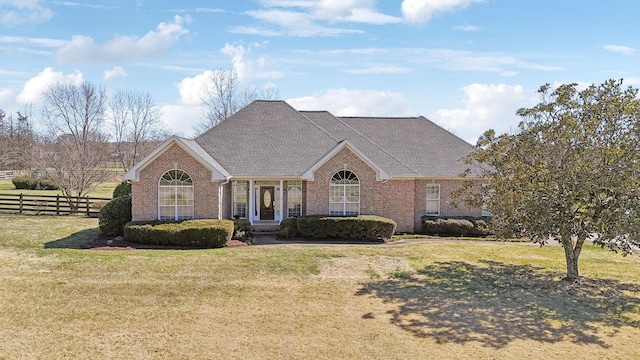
[[251, 224, 281, 233]]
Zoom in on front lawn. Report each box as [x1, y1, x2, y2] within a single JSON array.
[[1, 214, 639, 359]]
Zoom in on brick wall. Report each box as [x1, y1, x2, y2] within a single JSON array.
[[131, 143, 220, 221], [305, 147, 416, 233], [413, 179, 483, 231], [306, 147, 378, 215]]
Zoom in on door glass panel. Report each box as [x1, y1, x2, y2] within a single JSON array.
[[263, 189, 271, 208]]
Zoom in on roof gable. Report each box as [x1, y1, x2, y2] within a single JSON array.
[[123, 135, 230, 181], [301, 140, 390, 181]]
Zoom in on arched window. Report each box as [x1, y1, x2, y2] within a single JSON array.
[[329, 170, 359, 216], [158, 170, 194, 220]]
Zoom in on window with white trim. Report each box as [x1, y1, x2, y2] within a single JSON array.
[[287, 180, 302, 218], [329, 170, 359, 216], [232, 181, 247, 218], [425, 184, 440, 216], [158, 170, 194, 220]]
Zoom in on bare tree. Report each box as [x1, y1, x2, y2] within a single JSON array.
[[109, 89, 166, 172], [38, 82, 110, 208], [194, 69, 279, 135], [0, 108, 36, 170]]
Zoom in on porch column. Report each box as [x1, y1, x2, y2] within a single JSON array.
[[279, 180, 284, 222], [248, 180, 255, 224]]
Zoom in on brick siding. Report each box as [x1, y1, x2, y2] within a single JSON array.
[[131, 143, 220, 221]]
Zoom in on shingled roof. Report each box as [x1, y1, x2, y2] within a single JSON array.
[[194, 100, 474, 178]]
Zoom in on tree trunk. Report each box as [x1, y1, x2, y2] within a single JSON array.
[[562, 236, 585, 282]]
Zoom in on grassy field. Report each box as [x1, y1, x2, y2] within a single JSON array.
[[1, 214, 639, 359], [0, 179, 118, 198]]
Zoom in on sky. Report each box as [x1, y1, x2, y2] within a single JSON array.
[[1, 0, 639, 143]]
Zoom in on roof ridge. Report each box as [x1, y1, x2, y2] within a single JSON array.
[[331, 116, 419, 175], [297, 111, 342, 143]]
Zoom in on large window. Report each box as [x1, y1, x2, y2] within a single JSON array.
[[425, 184, 440, 216], [287, 180, 302, 218], [158, 170, 194, 220], [232, 181, 247, 219], [329, 170, 359, 216]]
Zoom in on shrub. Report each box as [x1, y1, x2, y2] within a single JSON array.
[[98, 195, 132, 236], [124, 219, 234, 248], [278, 217, 300, 239], [12, 175, 36, 190], [421, 216, 491, 237], [11, 175, 58, 190], [295, 215, 396, 241], [112, 181, 132, 198], [232, 219, 251, 240]]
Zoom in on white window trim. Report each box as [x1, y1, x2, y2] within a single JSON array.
[[329, 170, 360, 216], [425, 183, 440, 216], [232, 180, 248, 219], [158, 169, 194, 221], [287, 180, 303, 218]]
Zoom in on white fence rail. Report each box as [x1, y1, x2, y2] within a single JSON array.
[[0, 171, 16, 180]]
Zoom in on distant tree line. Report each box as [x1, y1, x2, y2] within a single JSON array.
[[0, 68, 279, 208]]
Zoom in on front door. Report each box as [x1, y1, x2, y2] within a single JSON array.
[[260, 186, 275, 220]]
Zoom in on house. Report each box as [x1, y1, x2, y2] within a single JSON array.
[[123, 100, 483, 233]]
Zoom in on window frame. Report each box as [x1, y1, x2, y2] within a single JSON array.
[[287, 180, 303, 218], [232, 180, 248, 219], [425, 183, 440, 216], [329, 170, 360, 216], [158, 169, 194, 221]]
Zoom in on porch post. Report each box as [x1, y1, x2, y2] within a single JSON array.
[[279, 180, 284, 222], [249, 180, 255, 224]]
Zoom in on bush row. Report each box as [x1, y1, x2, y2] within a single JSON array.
[[421, 216, 491, 237], [12, 175, 59, 190], [279, 215, 396, 242], [124, 219, 234, 248]]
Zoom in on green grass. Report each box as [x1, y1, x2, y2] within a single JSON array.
[[0, 179, 118, 198], [1, 213, 639, 359]]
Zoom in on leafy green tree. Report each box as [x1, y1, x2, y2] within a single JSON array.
[[460, 79, 640, 281]]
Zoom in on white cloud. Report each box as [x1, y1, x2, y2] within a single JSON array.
[[241, 9, 364, 37], [0, 35, 65, 48], [451, 24, 481, 32], [16, 67, 84, 104], [313, 0, 402, 24], [0, 88, 14, 109], [54, 15, 189, 63], [430, 83, 537, 144], [402, 0, 485, 24], [238, 0, 399, 37], [176, 71, 212, 106], [288, 88, 413, 116], [0, 0, 54, 27], [344, 64, 411, 74], [103, 66, 127, 80], [220, 43, 283, 82], [603, 45, 636, 56], [160, 104, 203, 137]]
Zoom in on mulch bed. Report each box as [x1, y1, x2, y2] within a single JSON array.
[[80, 233, 248, 250]]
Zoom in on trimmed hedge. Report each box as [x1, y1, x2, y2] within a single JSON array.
[[278, 217, 300, 239], [98, 195, 132, 236], [124, 219, 234, 248], [112, 181, 131, 198], [12, 175, 36, 190], [11, 175, 59, 190], [292, 215, 396, 242], [421, 216, 491, 237]]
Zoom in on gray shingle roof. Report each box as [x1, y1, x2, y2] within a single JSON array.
[[194, 100, 473, 178]]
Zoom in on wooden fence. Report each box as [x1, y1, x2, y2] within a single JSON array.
[[0, 171, 16, 180], [0, 193, 112, 217]]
